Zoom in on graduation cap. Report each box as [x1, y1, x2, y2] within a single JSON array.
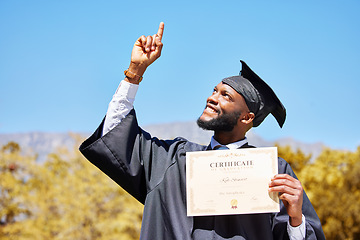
[[222, 60, 286, 128]]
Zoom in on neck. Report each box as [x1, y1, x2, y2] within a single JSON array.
[[213, 130, 246, 145]]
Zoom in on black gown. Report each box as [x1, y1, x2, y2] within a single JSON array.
[[80, 109, 325, 240]]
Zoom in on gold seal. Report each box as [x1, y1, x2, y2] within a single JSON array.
[[231, 199, 238, 209]]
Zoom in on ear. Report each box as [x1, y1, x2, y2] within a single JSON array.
[[241, 112, 255, 124]]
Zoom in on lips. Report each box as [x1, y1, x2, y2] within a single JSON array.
[[204, 103, 219, 114]]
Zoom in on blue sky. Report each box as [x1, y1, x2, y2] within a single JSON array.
[[1, 1, 359, 150]]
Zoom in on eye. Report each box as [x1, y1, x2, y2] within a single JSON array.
[[223, 91, 232, 100]]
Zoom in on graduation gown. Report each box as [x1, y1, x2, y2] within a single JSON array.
[[79, 109, 325, 240]]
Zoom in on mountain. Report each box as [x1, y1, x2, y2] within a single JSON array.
[[0, 132, 83, 161], [0, 121, 325, 161], [142, 122, 325, 160]]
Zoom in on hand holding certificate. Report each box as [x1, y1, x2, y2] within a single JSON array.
[[186, 147, 279, 216]]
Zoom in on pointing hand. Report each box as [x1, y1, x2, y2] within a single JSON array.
[[128, 22, 164, 78]]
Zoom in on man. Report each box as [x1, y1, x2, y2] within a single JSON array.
[[80, 22, 325, 239]]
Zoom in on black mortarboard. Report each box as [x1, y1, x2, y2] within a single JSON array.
[[222, 60, 286, 128]]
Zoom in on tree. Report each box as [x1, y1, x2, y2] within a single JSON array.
[[300, 147, 360, 240], [0, 137, 143, 240], [2, 139, 360, 239], [276, 144, 312, 175], [1, 141, 34, 237], [278, 145, 360, 240]]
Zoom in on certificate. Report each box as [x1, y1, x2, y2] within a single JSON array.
[[186, 147, 279, 216]]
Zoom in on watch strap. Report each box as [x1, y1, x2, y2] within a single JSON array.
[[124, 69, 143, 83]]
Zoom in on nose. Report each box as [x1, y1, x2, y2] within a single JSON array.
[[207, 92, 219, 105]]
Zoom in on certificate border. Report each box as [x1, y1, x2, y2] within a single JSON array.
[[186, 147, 279, 216]]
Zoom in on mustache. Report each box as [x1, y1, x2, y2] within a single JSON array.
[[205, 103, 220, 114]]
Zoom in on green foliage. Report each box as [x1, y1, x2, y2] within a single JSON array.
[[1, 138, 359, 239], [278, 145, 360, 240], [0, 137, 143, 240], [276, 144, 312, 175]]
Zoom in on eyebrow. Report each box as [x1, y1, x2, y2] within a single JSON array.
[[224, 90, 234, 97]]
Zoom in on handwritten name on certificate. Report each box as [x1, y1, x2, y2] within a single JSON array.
[[186, 147, 279, 216]]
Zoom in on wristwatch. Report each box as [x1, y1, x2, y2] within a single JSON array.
[[124, 69, 143, 83]]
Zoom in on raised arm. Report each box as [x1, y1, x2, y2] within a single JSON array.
[[102, 22, 164, 135], [125, 22, 164, 85]]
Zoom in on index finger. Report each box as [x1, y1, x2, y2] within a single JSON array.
[[156, 22, 164, 40]]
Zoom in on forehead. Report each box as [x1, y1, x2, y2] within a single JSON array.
[[216, 81, 249, 107], [215, 82, 240, 96]]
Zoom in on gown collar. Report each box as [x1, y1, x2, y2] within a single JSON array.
[[210, 136, 248, 150]]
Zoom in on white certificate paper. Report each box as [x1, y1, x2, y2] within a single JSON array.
[[186, 147, 279, 216]]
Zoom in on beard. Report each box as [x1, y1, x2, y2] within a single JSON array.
[[197, 110, 241, 132]]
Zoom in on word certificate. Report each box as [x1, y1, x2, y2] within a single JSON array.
[[186, 147, 279, 216]]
